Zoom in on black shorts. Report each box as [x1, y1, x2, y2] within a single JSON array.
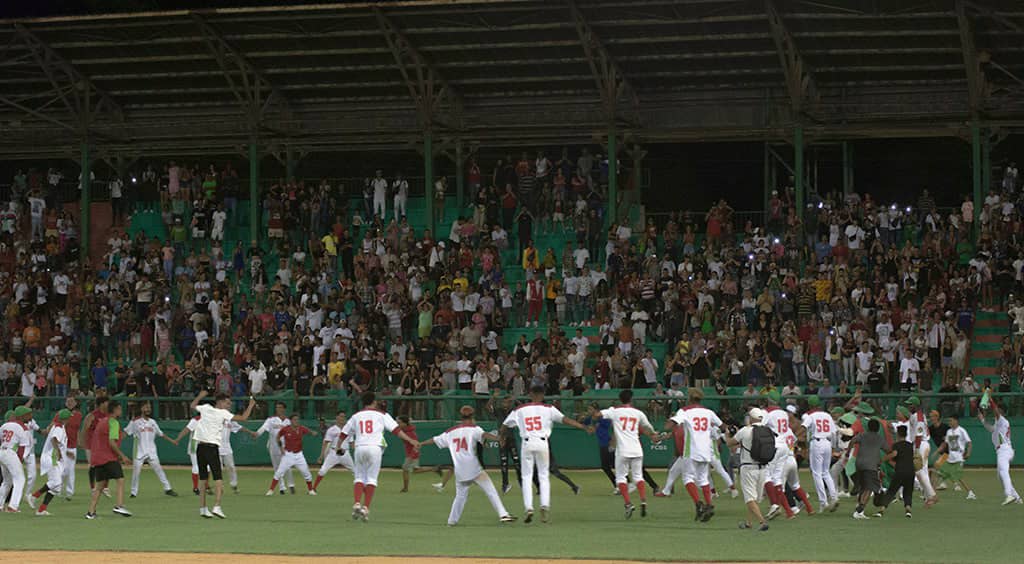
[[855, 469, 881, 494], [92, 461, 124, 482], [196, 443, 223, 481]]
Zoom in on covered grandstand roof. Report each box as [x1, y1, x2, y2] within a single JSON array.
[[1, 0, 1024, 159]]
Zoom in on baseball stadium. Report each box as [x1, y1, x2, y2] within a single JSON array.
[[1, 1, 1023, 563]]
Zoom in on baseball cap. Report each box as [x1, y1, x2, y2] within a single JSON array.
[[896, 406, 911, 419], [806, 395, 821, 407], [57, 409, 71, 420], [748, 407, 766, 424], [853, 403, 875, 415], [765, 390, 781, 404], [3, 410, 12, 421], [839, 413, 858, 425], [13, 405, 32, 417], [829, 407, 845, 418], [903, 396, 921, 406], [785, 405, 798, 415]]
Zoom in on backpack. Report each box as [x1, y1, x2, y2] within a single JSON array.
[[748, 425, 777, 465]]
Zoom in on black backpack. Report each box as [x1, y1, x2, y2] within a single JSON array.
[[748, 425, 777, 465]]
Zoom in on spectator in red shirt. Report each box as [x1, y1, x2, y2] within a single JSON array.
[[398, 415, 443, 493], [86, 402, 132, 519], [266, 414, 318, 495]]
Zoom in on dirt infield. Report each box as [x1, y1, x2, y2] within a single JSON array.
[[7, 553, 836, 564]]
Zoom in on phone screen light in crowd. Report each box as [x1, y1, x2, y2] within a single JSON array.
[[781, 292, 787, 298], [817, 202, 824, 209], [131, 177, 138, 183], [773, 238, 780, 244], [891, 204, 897, 210], [748, 254, 755, 260], [906, 206, 912, 213]]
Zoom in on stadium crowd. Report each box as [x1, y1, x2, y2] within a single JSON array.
[[1, 151, 1023, 422]]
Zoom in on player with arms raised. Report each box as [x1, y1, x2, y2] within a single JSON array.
[[666, 388, 723, 522], [502, 385, 587, 524], [419, 405, 517, 525], [338, 392, 420, 521], [593, 389, 660, 519]]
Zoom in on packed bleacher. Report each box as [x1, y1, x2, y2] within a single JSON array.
[[2, 153, 1023, 420]]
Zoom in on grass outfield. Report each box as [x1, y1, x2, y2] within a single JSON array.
[[3, 467, 1019, 563]]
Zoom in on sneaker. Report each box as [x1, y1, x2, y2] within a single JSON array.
[[499, 514, 518, 523], [654, 492, 668, 498], [1003, 496, 1017, 506], [838, 491, 852, 498], [954, 484, 962, 492], [624, 503, 635, 520], [502, 483, 512, 495], [738, 521, 752, 529], [289, 486, 296, 495], [791, 506, 801, 516], [905, 511, 912, 518], [165, 490, 179, 497], [925, 496, 938, 507], [308, 490, 318, 496], [432, 482, 444, 493], [359, 506, 369, 522], [524, 509, 534, 524], [852, 511, 870, 520], [758, 523, 770, 531], [872, 512, 884, 518], [966, 491, 977, 500], [766, 504, 780, 520], [540, 506, 549, 523], [112, 506, 133, 517], [85, 512, 96, 520], [937, 481, 948, 491], [25, 495, 36, 509], [640, 502, 647, 518], [129, 494, 136, 498], [200, 507, 213, 519], [265, 490, 275, 497], [572, 485, 580, 496], [102, 488, 111, 498], [730, 488, 739, 499], [35, 510, 50, 516], [211, 506, 226, 519], [352, 503, 363, 521]]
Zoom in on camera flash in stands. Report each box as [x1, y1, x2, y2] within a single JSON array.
[[773, 238, 780, 244], [891, 204, 897, 210], [748, 254, 754, 260], [818, 202, 823, 209], [906, 206, 912, 213], [132, 177, 138, 183]]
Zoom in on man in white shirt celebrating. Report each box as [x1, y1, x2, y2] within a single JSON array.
[[502, 385, 587, 524], [594, 389, 660, 519], [189, 390, 256, 519], [124, 402, 179, 498], [253, 402, 293, 494], [978, 401, 1021, 505]]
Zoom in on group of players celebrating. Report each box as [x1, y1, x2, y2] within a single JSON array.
[[1, 385, 1019, 528]]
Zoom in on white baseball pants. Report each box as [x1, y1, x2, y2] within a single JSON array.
[[0, 450, 26, 510], [220, 452, 238, 488], [270, 445, 295, 490], [447, 472, 509, 525], [997, 446, 1020, 500], [614, 454, 644, 485], [710, 456, 734, 488], [353, 446, 383, 487], [783, 455, 801, 489], [318, 450, 354, 476], [684, 458, 711, 487], [131, 454, 172, 496], [520, 439, 550, 511], [766, 446, 789, 486], [61, 448, 77, 496], [23, 453, 36, 499], [809, 439, 838, 505], [915, 442, 936, 499], [274, 451, 312, 482]]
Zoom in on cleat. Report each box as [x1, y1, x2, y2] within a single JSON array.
[[26, 495, 36, 509], [352, 503, 363, 521], [193, 488, 200, 496], [359, 506, 369, 522], [925, 497, 938, 508], [502, 483, 512, 495], [954, 484, 962, 492], [905, 511, 912, 518], [35, 510, 50, 516], [129, 494, 136, 498], [624, 503, 635, 520], [500, 514, 518, 523], [738, 521, 752, 529], [694, 501, 706, 521], [200, 507, 213, 518], [712, 490, 720, 498], [265, 490, 275, 497], [936, 481, 948, 491], [308, 490, 318, 496], [84, 512, 96, 519], [792, 506, 801, 516], [873, 512, 884, 518], [1003, 496, 1017, 506], [759, 523, 770, 531], [701, 504, 715, 522], [966, 491, 977, 500], [3, 507, 19, 513], [211, 506, 226, 519], [432, 482, 444, 493], [852, 511, 870, 520], [524, 510, 534, 524], [838, 491, 852, 498], [572, 485, 580, 496], [730, 488, 739, 499], [654, 492, 668, 498], [165, 490, 179, 497], [828, 500, 840, 513], [640, 502, 647, 518], [290, 486, 296, 495], [1016, 498, 1024, 505], [766, 504, 780, 521], [232, 486, 239, 494], [540, 506, 549, 523], [112, 506, 133, 517], [279, 490, 285, 496], [613, 488, 621, 495]]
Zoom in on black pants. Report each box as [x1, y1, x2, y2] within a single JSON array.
[[533, 450, 578, 492], [499, 441, 521, 489], [196, 443, 223, 481], [598, 445, 616, 486], [881, 473, 915, 508]]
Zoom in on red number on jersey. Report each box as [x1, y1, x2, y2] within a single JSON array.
[[777, 419, 789, 434], [1, 430, 12, 443], [694, 417, 709, 432], [815, 419, 831, 433], [453, 437, 469, 452], [525, 416, 542, 432], [619, 417, 637, 432], [359, 420, 374, 434]]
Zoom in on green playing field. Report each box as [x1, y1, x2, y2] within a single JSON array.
[[2, 467, 1019, 563]]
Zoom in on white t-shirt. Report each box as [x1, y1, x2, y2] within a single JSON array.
[[342, 409, 399, 449], [125, 416, 164, 458], [433, 424, 486, 482], [989, 415, 1012, 450], [503, 403, 565, 441], [944, 426, 971, 463], [219, 421, 242, 455], [193, 404, 235, 446], [899, 357, 920, 384], [601, 405, 652, 458], [671, 406, 723, 462], [40, 424, 67, 468]]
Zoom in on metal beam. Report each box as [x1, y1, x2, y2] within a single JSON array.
[[191, 13, 292, 130], [956, 0, 986, 116], [567, 0, 640, 126], [10, 23, 123, 130], [373, 6, 464, 131], [765, 0, 819, 118]]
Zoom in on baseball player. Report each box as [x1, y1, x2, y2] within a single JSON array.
[[337, 392, 420, 521], [220, 418, 249, 493], [254, 402, 294, 494], [174, 414, 208, 495], [313, 411, 355, 492], [801, 396, 840, 512], [26, 408, 71, 516], [501, 385, 587, 524], [829, 406, 853, 498], [20, 405, 40, 505], [903, 397, 937, 506], [419, 405, 517, 525], [656, 417, 691, 498], [0, 407, 30, 513], [56, 396, 83, 499], [125, 402, 179, 498], [978, 400, 1021, 505], [762, 393, 797, 519], [666, 388, 724, 522], [595, 389, 660, 519], [781, 406, 815, 515], [933, 414, 975, 500], [266, 413, 318, 496]]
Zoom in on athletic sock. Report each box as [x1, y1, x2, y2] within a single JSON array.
[[795, 487, 813, 511], [305, 481, 313, 491], [269, 479, 279, 491], [42, 492, 53, 507], [637, 481, 646, 502], [353, 482, 365, 504], [313, 476, 323, 490], [191, 474, 199, 489], [777, 486, 794, 517], [701, 484, 712, 505], [363, 484, 376, 508], [618, 482, 631, 505], [684, 482, 701, 505]]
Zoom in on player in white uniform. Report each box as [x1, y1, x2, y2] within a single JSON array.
[[219, 419, 248, 493], [934, 414, 975, 500], [174, 415, 206, 494], [254, 402, 294, 494], [338, 392, 419, 521], [0, 407, 30, 512], [420, 405, 516, 525], [501, 385, 587, 524], [313, 411, 355, 492], [903, 397, 937, 506], [979, 400, 1021, 505], [781, 406, 815, 515], [666, 388, 723, 522], [762, 397, 797, 520], [801, 396, 839, 512], [21, 413, 40, 504], [125, 403, 179, 498], [596, 389, 659, 519], [265, 413, 318, 496], [26, 408, 70, 515]]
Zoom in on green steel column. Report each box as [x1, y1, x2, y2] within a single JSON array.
[[971, 122, 982, 236], [981, 130, 992, 201], [424, 130, 434, 235], [763, 142, 771, 225], [607, 129, 618, 229], [249, 139, 260, 245], [794, 125, 804, 220], [285, 147, 296, 182], [842, 141, 854, 196], [80, 140, 91, 259], [455, 140, 464, 213]]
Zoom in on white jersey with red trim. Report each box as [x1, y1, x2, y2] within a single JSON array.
[[670, 405, 722, 462], [341, 409, 399, 449], [433, 424, 486, 481], [502, 403, 565, 441], [802, 410, 836, 443], [764, 408, 796, 451], [601, 405, 651, 458], [255, 415, 291, 451], [1, 421, 26, 451]]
